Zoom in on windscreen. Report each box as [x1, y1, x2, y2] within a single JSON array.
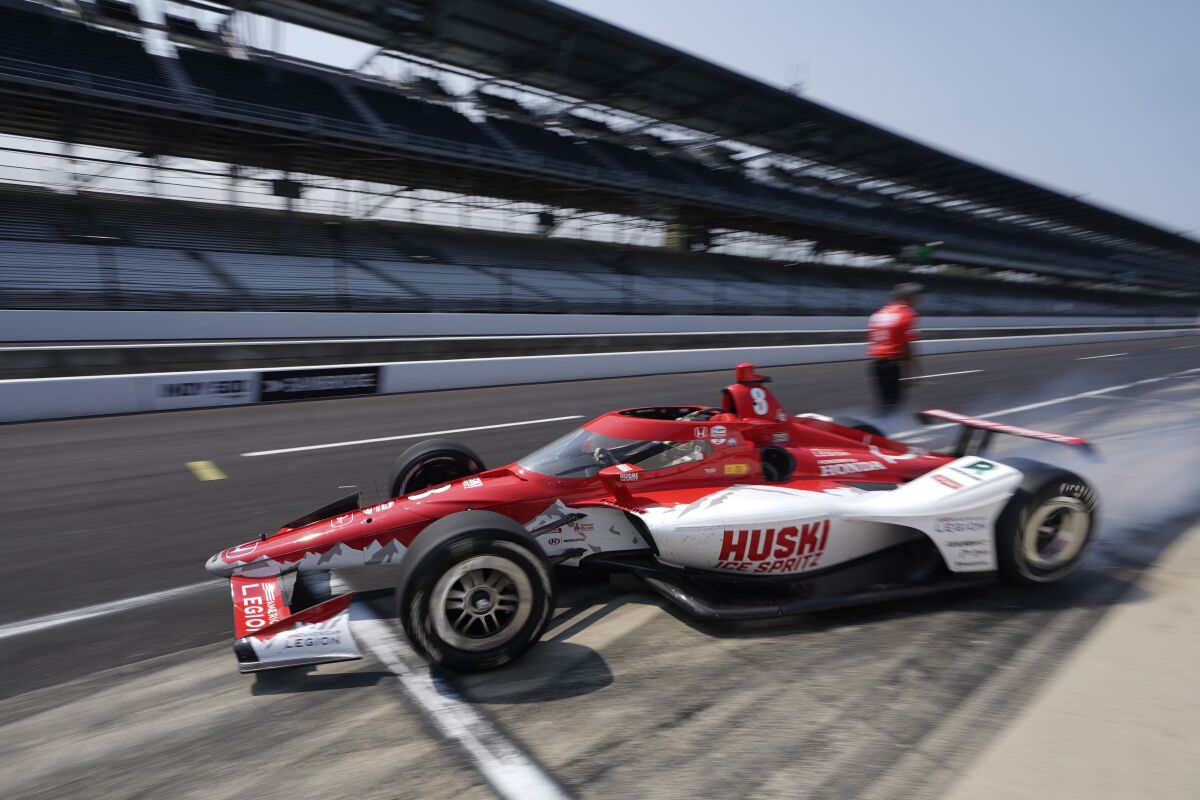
[[518, 427, 711, 479]]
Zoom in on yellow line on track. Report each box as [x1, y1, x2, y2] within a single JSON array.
[[186, 460, 226, 481]]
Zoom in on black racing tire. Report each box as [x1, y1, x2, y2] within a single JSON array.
[[993, 458, 1097, 585], [388, 439, 485, 498], [396, 510, 555, 672], [829, 415, 885, 438]]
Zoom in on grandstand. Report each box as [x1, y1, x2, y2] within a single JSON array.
[[0, 0, 1195, 319]]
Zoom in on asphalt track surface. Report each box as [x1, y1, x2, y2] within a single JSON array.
[[2, 333, 1199, 799]]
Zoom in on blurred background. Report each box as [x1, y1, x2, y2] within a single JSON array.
[[0, 1, 1197, 799]]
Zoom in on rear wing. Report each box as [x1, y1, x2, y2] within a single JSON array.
[[916, 409, 1093, 457]]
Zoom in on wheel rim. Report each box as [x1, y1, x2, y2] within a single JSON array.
[[431, 555, 533, 651], [1023, 496, 1090, 570]]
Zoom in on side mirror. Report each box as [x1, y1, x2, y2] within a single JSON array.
[[598, 463, 643, 500]]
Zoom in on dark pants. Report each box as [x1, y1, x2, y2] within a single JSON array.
[[872, 358, 903, 412]]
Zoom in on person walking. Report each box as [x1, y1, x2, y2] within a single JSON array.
[[867, 282, 922, 413]]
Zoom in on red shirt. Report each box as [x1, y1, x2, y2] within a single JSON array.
[[867, 301, 920, 359]]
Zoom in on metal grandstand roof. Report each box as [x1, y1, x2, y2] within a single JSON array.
[[244, 0, 1200, 267]]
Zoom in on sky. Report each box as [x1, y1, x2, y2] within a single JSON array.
[[547, 0, 1199, 236], [132, 0, 1199, 237]]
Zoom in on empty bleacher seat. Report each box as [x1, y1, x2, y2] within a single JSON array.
[[178, 49, 362, 128], [0, 5, 167, 90], [354, 88, 495, 149]]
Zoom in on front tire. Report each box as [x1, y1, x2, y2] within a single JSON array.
[[396, 511, 555, 672], [388, 439, 485, 498], [994, 460, 1096, 584]]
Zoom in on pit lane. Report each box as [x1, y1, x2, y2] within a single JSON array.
[[2, 335, 1198, 799]]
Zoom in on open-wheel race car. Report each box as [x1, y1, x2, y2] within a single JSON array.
[[207, 363, 1098, 673]]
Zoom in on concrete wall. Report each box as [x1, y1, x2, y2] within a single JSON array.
[[1, 326, 1194, 423], [1, 309, 1192, 342]]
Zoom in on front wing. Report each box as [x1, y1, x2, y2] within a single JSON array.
[[228, 575, 361, 673]]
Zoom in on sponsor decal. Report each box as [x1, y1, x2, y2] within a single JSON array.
[[365, 501, 394, 515], [259, 366, 380, 402], [709, 424, 727, 446], [547, 537, 561, 546], [811, 449, 849, 458], [1061, 481, 1097, 508], [614, 464, 635, 473], [771, 432, 789, 444], [693, 426, 709, 439], [619, 472, 639, 482], [572, 522, 594, 533], [933, 475, 963, 490], [867, 444, 920, 464], [150, 373, 256, 410], [407, 484, 452, 501], [330, 512, 357, 528], [222, 541, 259, 563], [462, 477, 484, 489], [935, 517, 988, 534], [950, 459, 999, 482], [704, 467, 717, 475], [775, 410, 787, 422], [727, 437, 738, 445], [819, 460, 885, 476], [715, 519, 831, 573], [724, 463, 751, 476], [282, 631, 344, 650], [238, 580, 284, 631]]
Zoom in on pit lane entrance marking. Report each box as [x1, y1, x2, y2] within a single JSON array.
[[352, 605, 571, 800], [241, 415, 584, 457], [186, 460, 226, 481]]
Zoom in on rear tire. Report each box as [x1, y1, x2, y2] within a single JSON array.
[[388, 439, 485, 498], [829, 415, 885, 438], [396, 511, 555, 672], [994, 459, 1096, 585]]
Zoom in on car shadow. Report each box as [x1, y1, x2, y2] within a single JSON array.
[[447, 640, 614, 705], [250, 668, 392, 695]]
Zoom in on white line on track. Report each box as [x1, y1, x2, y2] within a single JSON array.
[[0, 580, 223, 641], [1, 324, 1183, 351], [241, 415, 585, 457], [891, 366, 1200, 439], [1076, 353, 1128, 360], [1170, 344, 1200, 350], [900, 370, 983, 381], [352, 606, 570, 800]]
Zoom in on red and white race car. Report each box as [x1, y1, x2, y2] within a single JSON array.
[[207, 364, 1097, 673]]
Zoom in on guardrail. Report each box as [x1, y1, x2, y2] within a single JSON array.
[[0, 325, 1193, 423]]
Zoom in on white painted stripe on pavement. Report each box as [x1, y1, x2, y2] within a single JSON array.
[[1170, 344, 1200, 350], [2, 323, 1183, 351], [1075, 353, 1127, 360], [891, 366, 1200, 439], [352, 607, 570, 800], [900, 370, 983, 381], [241, 415, 585, 457], [0, 580, 223, 641]]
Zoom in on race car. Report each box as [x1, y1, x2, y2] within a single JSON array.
[[206, 363, 1098, 673]]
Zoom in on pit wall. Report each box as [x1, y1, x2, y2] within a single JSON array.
[[0, 309, 1193, 342], [0, 326, 1194, 423]]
